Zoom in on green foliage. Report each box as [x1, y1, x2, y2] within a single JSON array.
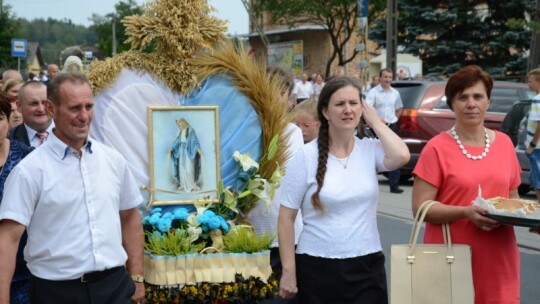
[[369, 0, 536, 77], [0, 4, 22, 69], [18, 18, 97, 65], [223, 227, 275, 253], [145, 229, 206, 256], [88, 0, 144, 57]]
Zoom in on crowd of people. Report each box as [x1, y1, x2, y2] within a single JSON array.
[[0, 61, 539, 304]]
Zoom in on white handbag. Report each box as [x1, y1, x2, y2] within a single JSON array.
[[390, 200, 475, 304]]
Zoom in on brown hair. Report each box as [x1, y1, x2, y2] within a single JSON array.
[[266, 65, 293, 96], [311, 77, 363, 212], [445, 65, 493, 110], [379, 68, 393, 77], [0, 91, 12, 119], [47, 73, 90, 106]]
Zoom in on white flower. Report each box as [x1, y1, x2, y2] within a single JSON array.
[[248, 178, 272, 209], [187, 226, 202, 242], [194, 200, 211, 215], [233, 151, 259, 172], [187, 214, 200, 227], [223, 188, 239, 213], [270, 164, 284, 186]]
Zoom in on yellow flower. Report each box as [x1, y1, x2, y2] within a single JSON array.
[[233, 151, 259, 171]]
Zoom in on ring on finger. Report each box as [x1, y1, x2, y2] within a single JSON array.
[[482, 225, 488, 231]]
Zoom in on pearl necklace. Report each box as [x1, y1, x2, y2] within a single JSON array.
[[450, 126, 490, 160]]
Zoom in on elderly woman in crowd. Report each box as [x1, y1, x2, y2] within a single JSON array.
[[412, 65, 520, 304]]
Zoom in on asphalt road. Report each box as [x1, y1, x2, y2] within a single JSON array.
[[376, 178, 540, 303]]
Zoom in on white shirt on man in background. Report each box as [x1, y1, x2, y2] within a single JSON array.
[[365, 84, 403, 124]]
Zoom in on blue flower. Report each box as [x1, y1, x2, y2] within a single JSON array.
[[208, 217, 222, 230], [173, 208, 190, 220], [157, 217, 172, 233], [150, 207, 163, 215], [221, 220, 229, 233], [148, 213, 161, 225], [197, 213, 209, 225], [204, 210, 216, 217]]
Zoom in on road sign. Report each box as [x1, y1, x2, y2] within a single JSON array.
[[11, 39, 27, 58]]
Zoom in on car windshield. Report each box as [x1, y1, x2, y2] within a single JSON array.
[[392, 83, 426, 109]]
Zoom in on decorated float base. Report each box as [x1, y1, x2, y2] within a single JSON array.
[[144, 251, 278, 303]]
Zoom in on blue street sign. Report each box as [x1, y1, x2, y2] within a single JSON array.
[[11, 39, 27, 58], [357, 0, 368, 17]]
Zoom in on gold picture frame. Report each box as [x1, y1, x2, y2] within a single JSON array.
[[148, 106, 220, 206]]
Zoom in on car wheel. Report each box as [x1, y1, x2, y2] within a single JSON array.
[[518, 184, 531, 196]]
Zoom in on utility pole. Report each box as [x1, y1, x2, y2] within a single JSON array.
[[112, 15, 117, 56], [528, 0, 540, 71], [386, 0, 398, 77]]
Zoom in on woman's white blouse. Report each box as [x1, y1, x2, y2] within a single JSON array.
[[279, 137, 388, 258]]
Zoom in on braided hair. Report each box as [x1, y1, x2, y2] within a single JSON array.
[[311, 77, 363, 212]]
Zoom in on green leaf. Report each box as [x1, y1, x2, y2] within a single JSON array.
[[267, 134, 279, 161]]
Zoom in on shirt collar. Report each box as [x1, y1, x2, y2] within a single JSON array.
[[24, 121, 55, 140], [48, 129, 93, 160]]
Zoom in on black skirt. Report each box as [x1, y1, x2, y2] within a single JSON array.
[[296, 251, 388, 304]]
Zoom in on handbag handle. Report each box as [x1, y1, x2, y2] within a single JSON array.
[[407, 200, 455, 263]]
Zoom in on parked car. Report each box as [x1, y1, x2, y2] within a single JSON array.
[[393, 80, 532, 181], [500, 99, 533, 195]]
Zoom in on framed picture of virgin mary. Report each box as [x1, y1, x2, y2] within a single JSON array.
[[148, 106, 220, 205]]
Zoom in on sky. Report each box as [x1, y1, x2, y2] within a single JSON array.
[[6, 0, 249, 35]]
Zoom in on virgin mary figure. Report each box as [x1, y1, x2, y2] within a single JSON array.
[[170, 118, 202, 192]]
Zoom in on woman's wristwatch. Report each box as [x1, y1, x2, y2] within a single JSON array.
[[530, 141, 537, 148]]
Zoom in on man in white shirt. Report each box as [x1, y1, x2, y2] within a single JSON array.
[[365, 68, 404, 193], [292, 73, 314, 106], [9, 81, 54, 148], [0, 73, 145, 303]]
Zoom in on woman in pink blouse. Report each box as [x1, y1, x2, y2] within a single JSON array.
[[412, 65, 521, 304]]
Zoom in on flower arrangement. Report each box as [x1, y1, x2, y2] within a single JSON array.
[[221, 134, 283, 221], [143, 134, 283, 255], [142, 135, 283, 302], [145, 274, 279, 304]]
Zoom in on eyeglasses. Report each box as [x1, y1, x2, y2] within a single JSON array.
[[294, 121, 320, 129]]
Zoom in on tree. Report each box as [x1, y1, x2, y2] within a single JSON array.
[[0, 4, 22, 69], [369, 0, 536, 77], [252, 0, 379, 77], [89, 0, 144, 57], [18, 18, 97, 65]]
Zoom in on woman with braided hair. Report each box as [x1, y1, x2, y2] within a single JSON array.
[[277, 77, 409, 303]]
